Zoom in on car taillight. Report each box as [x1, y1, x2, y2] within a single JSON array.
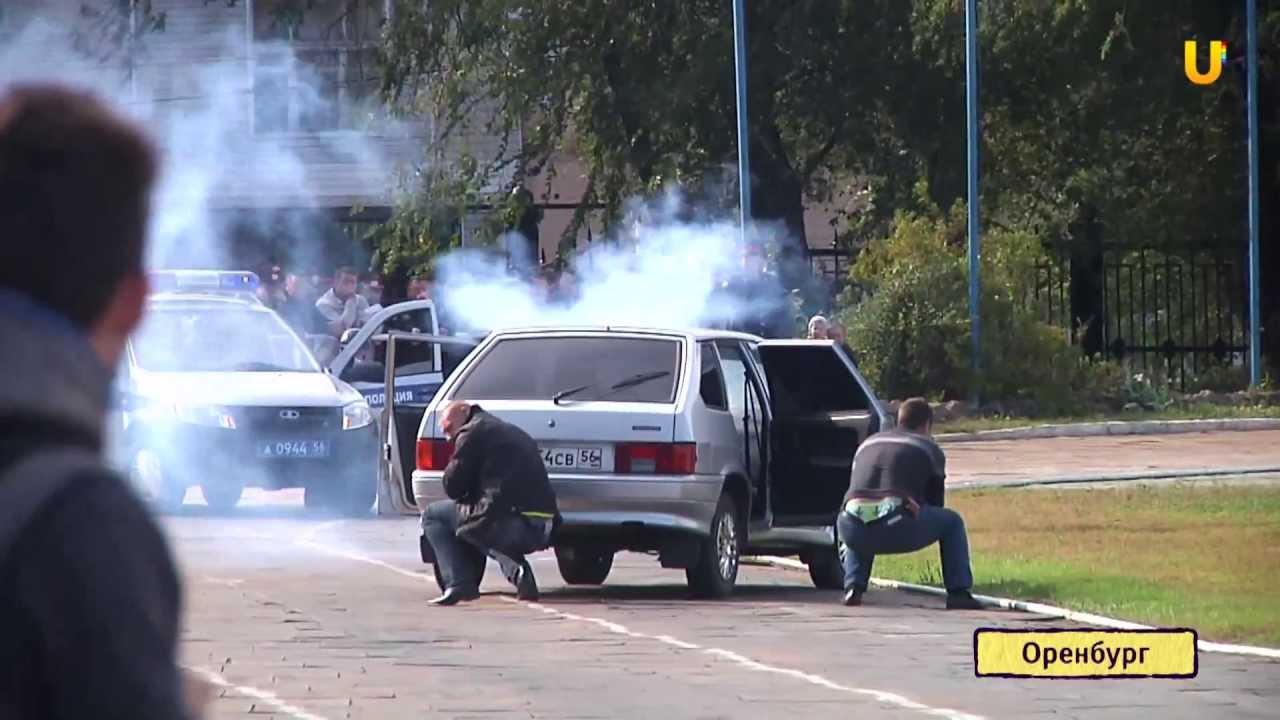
[[416, 438, 454, 471], [614, 442, 697, 474]]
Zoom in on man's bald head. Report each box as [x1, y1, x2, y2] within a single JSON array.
[[440, 400, 474, 440]]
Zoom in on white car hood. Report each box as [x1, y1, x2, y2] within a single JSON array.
[[134, 371, 348, 407]]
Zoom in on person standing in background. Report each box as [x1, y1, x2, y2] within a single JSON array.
[[827, 320, 846, 345], [315, 266, 369, 339], [807, 315, 830, 339], [359, 273, 384, 323]]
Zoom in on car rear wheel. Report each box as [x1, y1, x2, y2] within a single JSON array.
[[686, 494, 741, 598], [555, 546, 614, 585], [201, 482, 243, 512], [807, 542, 845, 590]]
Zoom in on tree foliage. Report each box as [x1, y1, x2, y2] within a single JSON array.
[[373, 0, 1280, 377], [378, 0, 928, 274], [73, 0, 168, 72]]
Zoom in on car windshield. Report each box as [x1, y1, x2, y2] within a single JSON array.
[[454, 336, 682, 403], [132, 305, 319, 373]]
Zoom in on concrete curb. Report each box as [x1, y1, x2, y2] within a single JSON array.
[[951, 466, 1280, 490], [759, 557, 1280, 660], [936, 417, 1280, 444]]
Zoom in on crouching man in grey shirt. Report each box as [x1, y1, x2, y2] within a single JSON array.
[[836, 398, 982, 610]]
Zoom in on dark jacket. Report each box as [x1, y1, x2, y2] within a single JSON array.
[[0, 290, 190, 720], [441, 406, 558, 532], [843, 429, 947, 508]]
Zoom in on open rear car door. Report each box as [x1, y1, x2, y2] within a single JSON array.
[[374, 332, 483, 514], [756, 341, 891, 528]]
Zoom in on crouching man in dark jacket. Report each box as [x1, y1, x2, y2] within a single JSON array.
[[422, 401, 559, 606], [836, 398, 982, 610]]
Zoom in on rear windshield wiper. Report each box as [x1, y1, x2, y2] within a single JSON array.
[[552, 381, 597, 405], [551, 370, 672, 406], [608, 370, 671, 392]]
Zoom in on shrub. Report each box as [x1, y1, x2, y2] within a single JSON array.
[[1183, 362, 1250, 394], [840, 206, 1087, 414]]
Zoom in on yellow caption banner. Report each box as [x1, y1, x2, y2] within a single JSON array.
[[974, 629, 1198, 679]]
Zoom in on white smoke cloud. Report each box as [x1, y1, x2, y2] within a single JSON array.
[[0, 7, 407, 511], [0, 11, 405, 273], [436, 189, 796, 333]]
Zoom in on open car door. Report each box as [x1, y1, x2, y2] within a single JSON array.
[[328, 300, 445, 409], [756, 340, 892, 527], [376, 331, 483, 515]]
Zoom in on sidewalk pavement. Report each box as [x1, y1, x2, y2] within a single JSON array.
[[945, 430, 1280, 487]]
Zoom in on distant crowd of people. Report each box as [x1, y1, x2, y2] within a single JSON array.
[[247, 256, 845, 350], [806, 314, 847, 344]]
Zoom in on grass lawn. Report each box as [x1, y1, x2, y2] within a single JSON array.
[[936, 403, 1280, 435], [867, 484, 1280, 646]]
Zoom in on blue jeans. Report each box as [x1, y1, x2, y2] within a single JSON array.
[[422, 500, 550, 592], [836, 505, 973, 593]]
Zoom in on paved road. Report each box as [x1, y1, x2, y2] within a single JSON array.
[[169, 502, 1280, 720], [945, 430, 1280, 486]]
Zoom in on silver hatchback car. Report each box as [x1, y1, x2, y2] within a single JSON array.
[[411, 326, 891, 597]]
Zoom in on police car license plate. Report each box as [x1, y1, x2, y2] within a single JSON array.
[[542, 446, 604, 470], [257, 440, 330, 459]]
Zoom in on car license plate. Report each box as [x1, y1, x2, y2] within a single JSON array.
[[257, 440, 330, 459], [542, 446, 604, 470]]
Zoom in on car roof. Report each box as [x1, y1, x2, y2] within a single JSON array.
[[146, 292, 271, 311], [481, 324, 764, 343]]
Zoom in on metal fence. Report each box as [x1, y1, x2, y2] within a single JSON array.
[[1034, 244, 1249, 390]]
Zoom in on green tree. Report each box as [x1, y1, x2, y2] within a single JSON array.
[[378, 0, 933, 282], [73, 0, 168, 76]]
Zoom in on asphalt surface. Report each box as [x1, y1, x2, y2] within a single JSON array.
[[170, 493, 1280, 720]]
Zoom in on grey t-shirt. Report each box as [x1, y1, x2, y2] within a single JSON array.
[[314, 289, 369, 335], [843, 429, 947, 507]]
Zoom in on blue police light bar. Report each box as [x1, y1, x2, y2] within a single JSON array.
[[148, 270, 261, 294]]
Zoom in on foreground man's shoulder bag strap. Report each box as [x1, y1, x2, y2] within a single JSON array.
[[0, 447, 100, 569]]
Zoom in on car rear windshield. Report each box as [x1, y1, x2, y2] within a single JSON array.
[[454, 336, 682, 403]]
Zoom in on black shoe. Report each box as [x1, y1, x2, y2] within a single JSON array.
[[429, 586, 480, 606], [945, 590, 983, 610], [515, 563, 539, 601], [842, 588, 863, 606]]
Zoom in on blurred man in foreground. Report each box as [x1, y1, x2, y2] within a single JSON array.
[[0, 84, 201, 718], [837, 398, 982, 610], [422, 401, 559, 606]]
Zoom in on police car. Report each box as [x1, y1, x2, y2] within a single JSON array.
[[108, 271, 379, 513]]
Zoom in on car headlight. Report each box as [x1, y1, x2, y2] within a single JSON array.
[[343, 401, 374, 430]]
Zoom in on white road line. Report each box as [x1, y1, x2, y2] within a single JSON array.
[[513, 597, 984, 720], [296, 519, 349, 544], [178, 519, 352, 720], [297, 532, 986, 720], [185, 665, 332, 720], [762, 557, 1280, 660]]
